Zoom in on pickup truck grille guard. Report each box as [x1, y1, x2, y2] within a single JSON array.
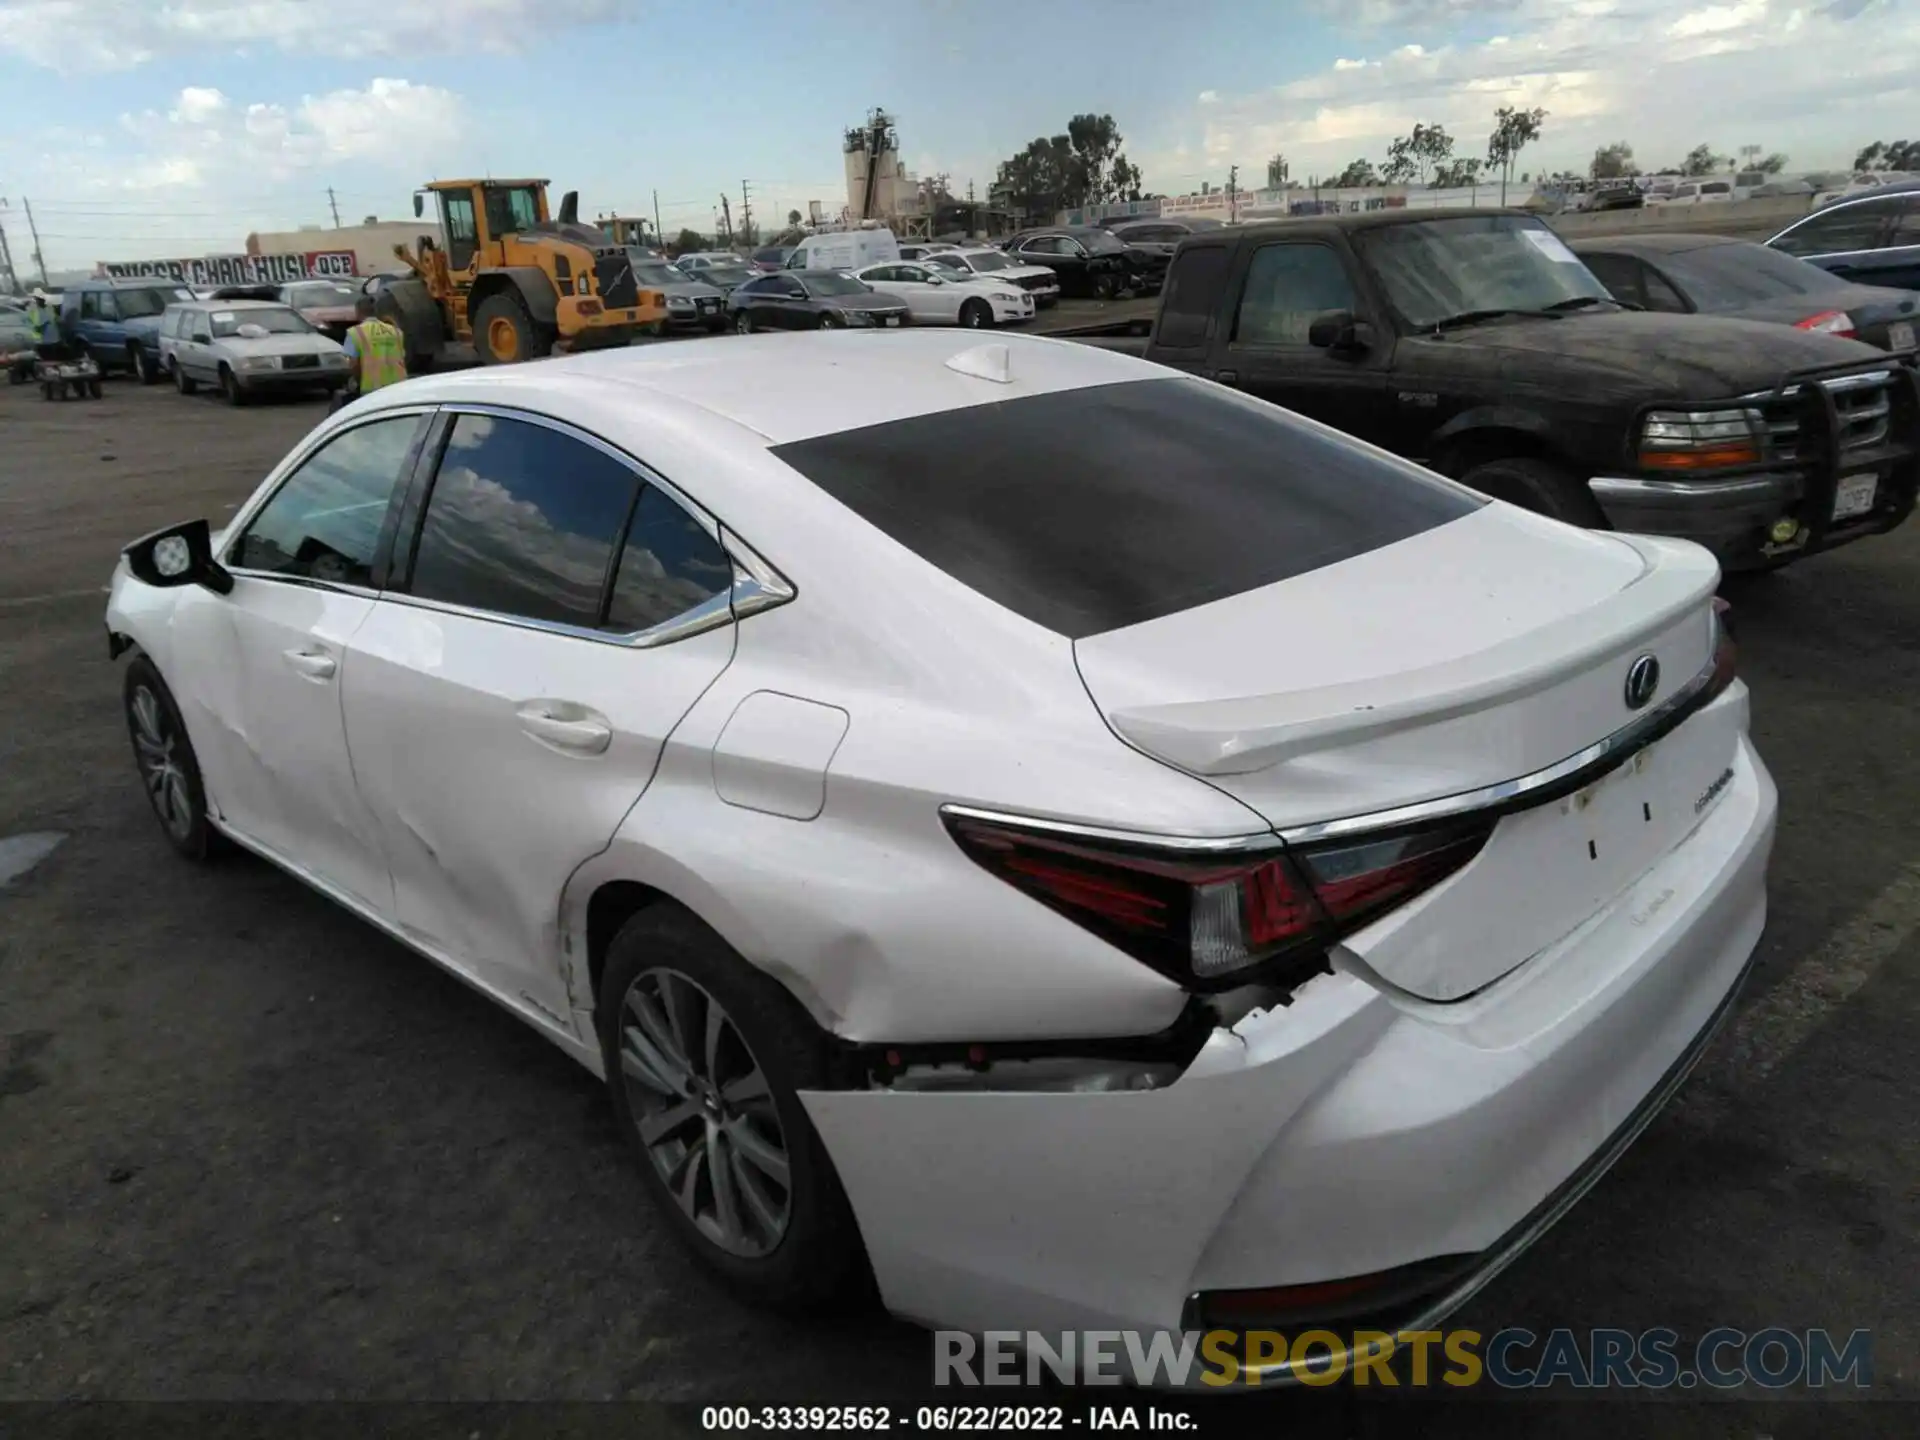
[[1739, 358, 1920, 549]]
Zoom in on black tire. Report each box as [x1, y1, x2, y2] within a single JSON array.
[[123, 656, 221, 862], [1092, 272, 1118, 300], [645, 319, 669, 339], [87, 379, 103, 399], [959, 298, 992, 329], [171, 358, 198, 396], [219, 365, 249, 407], [472, 291, 550, 365], [1458, 455, 1606, 528], [131, 343, 159, 385], [735, 311, 756, 335], [41, 381, 55, 401], [597, 904, 870, 1312], [816, 311, 840, 330]]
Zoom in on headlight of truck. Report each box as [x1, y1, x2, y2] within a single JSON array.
[[1638, 408, 1765, 470], [239, 355, 279, 371], [668, 296, 693, 310], [842, 310, 875, 326], [992, 291, 1021, 303]]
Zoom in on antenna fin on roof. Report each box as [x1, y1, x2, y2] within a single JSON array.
[[944, 342, 1013, 384]]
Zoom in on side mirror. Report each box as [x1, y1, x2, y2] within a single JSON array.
[[413, 192, 424, 218], [124, 519, 233, 595], [1307, 310, 1373, 355]]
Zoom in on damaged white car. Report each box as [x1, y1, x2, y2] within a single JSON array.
[[106, 331, 1776, 1379]]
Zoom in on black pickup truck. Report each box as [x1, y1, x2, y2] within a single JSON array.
[[1084, 208, 1919, 570]]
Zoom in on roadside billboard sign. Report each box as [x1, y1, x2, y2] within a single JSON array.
[[97, 251, 359, 285]]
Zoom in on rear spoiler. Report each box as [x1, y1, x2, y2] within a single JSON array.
[[1107, 534, 1720, 777]]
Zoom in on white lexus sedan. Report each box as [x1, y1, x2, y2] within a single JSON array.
[[851, 260, 1034, 328], [106, 332, 1775, 1378]]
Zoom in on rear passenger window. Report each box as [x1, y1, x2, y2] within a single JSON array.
[[408, 413, 641, 630], [604, 487, 735, 634], [1577, 252, 1644, 306], [1157, 246, 1231, 348], [1234, 244, 1357, 346]]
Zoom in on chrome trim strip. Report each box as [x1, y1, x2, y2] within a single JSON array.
[[943, 649, 1726, 857], [1198, 940, 1759, 1389], [375, 587, 737, 650], [721, 524, 797, 621], [937, 803, 1281, 855], [1737, 368, 1894, 401], [1277, 649, 1722, 846], [222, 568, 381, 601], [1588, 475, 1782, 501]]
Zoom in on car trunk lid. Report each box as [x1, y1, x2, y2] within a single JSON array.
[[1074, 504, 1735, 999]]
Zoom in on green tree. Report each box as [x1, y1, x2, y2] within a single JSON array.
[[1432, 157, 1484, 189], [1855, 138, 1918, 171], [1679, 143, 1723, 177], [1757, 153, 1788, 175], [1266, 152, 1289, 189], [1487, 105, 1547, 204], [1383, 123, 1454, 186], [673, 228, 704, 255], [1327, 158, 1380, 188], [1590, 141, 1635, 179], [993, 113, 1143, 219], [787, 208, 802, 227]]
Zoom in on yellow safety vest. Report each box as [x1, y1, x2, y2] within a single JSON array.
[[348, 319, 407, 390]]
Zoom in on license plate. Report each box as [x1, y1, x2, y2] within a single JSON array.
[[1833, 471, 1878, 520], [1891, 321, 1915, 351], [884, 316, 901, 327]]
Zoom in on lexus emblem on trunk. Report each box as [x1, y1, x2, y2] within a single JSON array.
[[1624, 653, 1661, 710]]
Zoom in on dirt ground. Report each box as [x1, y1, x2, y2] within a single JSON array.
[[1, 373, 1916, 1438]]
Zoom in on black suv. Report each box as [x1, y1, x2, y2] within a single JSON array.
[[1095, 208, 1918, 571]]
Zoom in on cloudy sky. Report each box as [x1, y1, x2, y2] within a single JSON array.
[[0, 0, 1913, 271]]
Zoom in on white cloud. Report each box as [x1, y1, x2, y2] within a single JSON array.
[[1157, 0, 1919, 187], [0, 0, 623, 71], [107, 78, 462, 189]]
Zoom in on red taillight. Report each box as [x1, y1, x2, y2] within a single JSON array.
[[1794, 309, 1857, 339], [943, 812, 1492, 991], [1709, 595, 1738, 699]]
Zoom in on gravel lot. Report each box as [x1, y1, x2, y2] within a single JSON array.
[[1, 373, 1916, 1437]]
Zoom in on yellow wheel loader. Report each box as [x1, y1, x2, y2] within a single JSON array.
[[379, 180, 668, 368]]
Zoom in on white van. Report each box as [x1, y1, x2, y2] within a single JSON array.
[[787, 228, 900, 272]]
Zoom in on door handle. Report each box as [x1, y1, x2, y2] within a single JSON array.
[[515, 702, 613, 755], [282, 648, 337, 680]]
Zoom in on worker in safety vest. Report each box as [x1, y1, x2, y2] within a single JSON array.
[[341, 296, 407, 399], [27, 290, 60, 356]]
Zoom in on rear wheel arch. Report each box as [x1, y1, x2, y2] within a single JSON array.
[[581, 876, 843, 1045]]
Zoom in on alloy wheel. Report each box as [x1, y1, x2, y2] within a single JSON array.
[[130, 685, 193, 841], [618, 967, 792, 1258]]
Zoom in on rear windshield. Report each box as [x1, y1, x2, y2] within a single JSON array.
[[771, 378, 1482, 638], [1660, 243, 1843, 306]]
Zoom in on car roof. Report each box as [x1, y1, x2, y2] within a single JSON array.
[[1567, 233, 1747, 256], [361, 330, 1160, 449], [180, 298, 291, 310], [1230, 206, 1538, 238]]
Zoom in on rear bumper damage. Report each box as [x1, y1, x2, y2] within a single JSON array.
[[799, 726, 1777, 1368]]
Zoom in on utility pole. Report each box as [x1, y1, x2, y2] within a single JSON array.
[[653, 188, 662, 244], [1227, 165, 1239, 224], [740, 180, 753, 249], [0, 202, 17, 294], [327, 187, 341, 227], [23, 197, 47, 287], [718, 193, 733, 246]]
